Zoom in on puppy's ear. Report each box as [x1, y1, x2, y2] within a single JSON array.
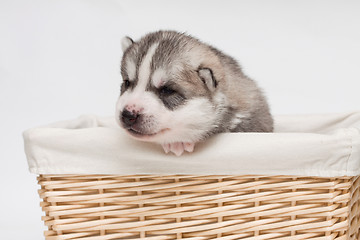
[[198, 68, 217, 91], [121, 36, 134, 52]]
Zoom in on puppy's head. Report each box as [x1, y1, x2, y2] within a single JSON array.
[[115, 31, 226, 144]]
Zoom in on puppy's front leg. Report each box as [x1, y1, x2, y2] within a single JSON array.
[[161, 142, 195, 156]]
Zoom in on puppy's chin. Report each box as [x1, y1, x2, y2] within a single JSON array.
[[124, 126, 170, 142]]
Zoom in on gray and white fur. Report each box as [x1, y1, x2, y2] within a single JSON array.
[[116, 30, 273, 156]]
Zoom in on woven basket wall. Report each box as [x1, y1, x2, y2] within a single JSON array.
[[38, 175, 360, 240]]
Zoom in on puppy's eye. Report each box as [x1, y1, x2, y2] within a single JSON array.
[[123, 80, 131, 89], [160, 86, 176, 95], [158, 86, 185, 110]]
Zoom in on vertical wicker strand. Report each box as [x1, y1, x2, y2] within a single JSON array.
[[349, 176, 360, 239], [98, 177, 105, 236], [340, 178, 349, 237], [291, 177, 297, 237], [175, 177, 182, 239], [254, 177, 260, 237], [47, 176, 62, 236], [217, 177, 223, 238], [136, 177, 146, 238], [356, 177, 360, 239], [326, 178, 335, 237]]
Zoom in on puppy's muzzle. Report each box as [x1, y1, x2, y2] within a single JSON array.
[[121, 109, 139, 128]]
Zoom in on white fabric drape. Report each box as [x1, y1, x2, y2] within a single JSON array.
[[23, 112, 360, 177]]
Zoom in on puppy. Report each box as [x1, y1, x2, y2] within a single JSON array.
[[115, 30, 273, 156]]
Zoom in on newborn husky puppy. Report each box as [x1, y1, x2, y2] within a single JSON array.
[[116, 30, 273, 156]]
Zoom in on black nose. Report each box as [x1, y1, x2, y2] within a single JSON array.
[[121, 109, 139, 127]]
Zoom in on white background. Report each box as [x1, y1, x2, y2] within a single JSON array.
[[1, 0, 359, 239]]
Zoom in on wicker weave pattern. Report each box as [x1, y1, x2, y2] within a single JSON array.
[[38, 175, 360, 239]]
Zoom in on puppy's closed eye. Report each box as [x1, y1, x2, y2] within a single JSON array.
[[159, 86, 176, 96], [158, 86, 185, 110]]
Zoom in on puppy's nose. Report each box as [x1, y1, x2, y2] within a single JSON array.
[[121, 109, 139, 127]]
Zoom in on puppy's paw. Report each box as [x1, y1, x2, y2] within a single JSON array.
[[161, 142, 195, 156]]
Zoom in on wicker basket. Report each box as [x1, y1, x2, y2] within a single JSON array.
[[38, 174, 360, 239], [24, 113, 360, 239]]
